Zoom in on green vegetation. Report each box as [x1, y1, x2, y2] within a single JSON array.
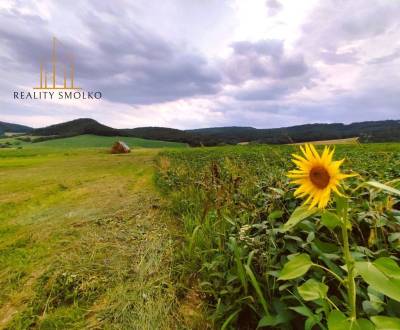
[[0, 148, 187, 329], [6, 117, 400, 147], [0, 122, 32, 136], [29, 134, 187, 149], [2, 142, 400, 329], [156, 143, 400, 329], [188, 120, 400, 144], [0, 134, 187, 149]]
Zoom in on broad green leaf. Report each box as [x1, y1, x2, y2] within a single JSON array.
[[289, 305, 313, 318], [328, 311, 375, 330], [366, 181, 400, 197], [373, 257, 400, 280], [355, 261, 400, 302], [313, 239, 339, 254], [268, 210, 284, 220], [305, 317, 320, 330], [278, 254, 312, 280], [298, 279, 328, 301], [328, 310, 349, 330], [362, 300, 384, 315], [282, 205, 318, 231], [321, 211, 341, 230], [290, 306, 320, 330], [353, 319, 375, 330], [371, 316, 400, 330], [257, 314, 286, 328]]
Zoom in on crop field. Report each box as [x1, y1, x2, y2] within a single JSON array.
[[156, 143, 400, 329]]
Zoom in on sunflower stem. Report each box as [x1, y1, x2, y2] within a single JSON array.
[[339, 199, 356, 320]]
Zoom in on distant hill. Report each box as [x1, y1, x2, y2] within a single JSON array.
[[33, 119, 212, 146], [186, 120, 400, 144], [122, 127, 216, 146], [32, 118, 121, 137], [0, 121, 33, 135], [19, 117, 400, 146]]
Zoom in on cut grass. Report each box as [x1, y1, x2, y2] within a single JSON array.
[[0, 148, 186, 329], [290, 137, 359, 145]]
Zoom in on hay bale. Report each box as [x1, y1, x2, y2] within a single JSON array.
[[111, 141, 130, 154]]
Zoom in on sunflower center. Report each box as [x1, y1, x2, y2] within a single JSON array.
[[309, 166, 330, 189]]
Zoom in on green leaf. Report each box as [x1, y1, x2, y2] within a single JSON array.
[[371, 316, 400, 330], [355, 261, 400, 302], [244, 265, 269, 315], [290, 306, 321, 330], [257, 314, 286, 328], [328, 310, 349, 330], [298, 279, 328, 301], [278, 254, 312, 280], [289, 305, 313, 318], [366, 181, 400, 197], [221, 310, 240, 330], [229, 237, 248, 294], [335, 196, 348, 216], [313, 239, 339, 254], [362, 300, 384, 315], [353, 319, 375, 330], [321, 211, 341, 230], [328, 311, 375, 330], [268, 210, 284, 220], [373, 257, 400, 280], [282, 205, 318, 232]]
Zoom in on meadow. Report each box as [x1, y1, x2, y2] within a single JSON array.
[[0, 147, 189, 329], [156, 143, 400, 329], [0, 134, 187, 149]]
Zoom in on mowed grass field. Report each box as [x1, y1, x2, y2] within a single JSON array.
[[1, 134, 187, 149], [0, 147, 195, 329], [290, 137, 359, 145]]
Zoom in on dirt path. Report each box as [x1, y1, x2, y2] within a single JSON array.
[[0, 149, 183, 329]]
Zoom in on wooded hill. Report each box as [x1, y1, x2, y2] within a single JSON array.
[[2, 118, 400, 146], [0, 121, 33, 135]]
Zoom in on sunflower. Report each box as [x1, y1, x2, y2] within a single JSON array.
[[288, 144, 354, 209]]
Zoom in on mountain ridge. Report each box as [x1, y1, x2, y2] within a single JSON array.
[[0, 121, 33, 135], [2, 118, 400, 146]]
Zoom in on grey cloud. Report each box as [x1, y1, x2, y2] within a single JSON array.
[[300, 0, 400, 50], [223, 39, 311, 101], [319, 49, 359, 65], [0, 5, 222, 105], [234, 82, 295, 101], [368, 48, 400, 64], [265, 0, 283, 16], [232, 40, 283, 58], [224, 40, 309, 83], [232, 71, 316, 102]]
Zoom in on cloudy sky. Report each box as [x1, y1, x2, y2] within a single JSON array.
[[1, 0, 400, 129]]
